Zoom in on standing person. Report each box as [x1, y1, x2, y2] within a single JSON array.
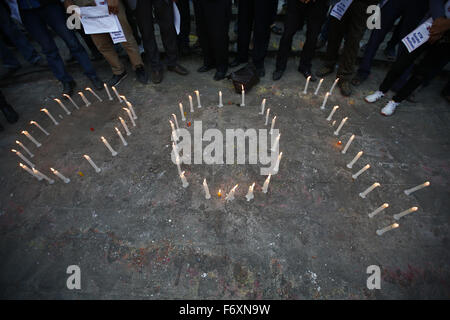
[[230, 0, 278, 77], [16, 0, 103, 95], [273, 0, 329, 81], [193, 0, 232, 81], [135, 0, 189, 84], [67, 0, 148, 86], [176, 0, 192, 56], [0, 90, 19, 131], [316, 0, 378, 96]]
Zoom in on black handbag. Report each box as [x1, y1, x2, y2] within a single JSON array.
[[228, 64, 260, 94]]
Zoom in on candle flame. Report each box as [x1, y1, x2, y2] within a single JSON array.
[[11, 149, 17, 153], [19, 163, 25, 168], [40, 108, 47, 112], [181, 171, 185, 176], [412, 207, 418, 211], [217, 189, 222, 197], [392, 223, 399, 228], [83, 155, 90, 160], [50, 168, 55, 172], [374, 183, 380, 187], [383, 203, 389, 208], [424, 181, 430, 186]]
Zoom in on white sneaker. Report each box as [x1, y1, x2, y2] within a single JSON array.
[[380, 100, 400, 116], [365, 90, 384, 103]]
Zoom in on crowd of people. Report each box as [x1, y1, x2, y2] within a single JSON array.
[[0, 0, 449, 131]]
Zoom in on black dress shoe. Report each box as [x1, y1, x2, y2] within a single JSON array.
[[213, 71, 227, 81], [108, 71, 128, 87], [273, 69, 284, 81], [135, 65, 149, 84], [151, 70, 163, 84], [197, 65, 214, 73], [256, 67, 265, 78], [62, 80, 76, 96], [89, 76, 104, 90], [299, 68, 317, 82], [1, 103, 19, 124], [168, 64, 189, 76]]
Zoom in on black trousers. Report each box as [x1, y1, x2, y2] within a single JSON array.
[[275, 0, 328, 72], [380, 41, 450, 102], [236, 0, 277, 68], [136, 0, 178, 70], [177, 0, 191, 50], [193, 0, 232, 72]]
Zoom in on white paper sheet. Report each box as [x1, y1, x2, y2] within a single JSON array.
[[173, 2, 181, 35], [330, 0, 353, 21], [402, 18, 433, 53], [80, 5, 119, 34], [110, 15, 127, 44]]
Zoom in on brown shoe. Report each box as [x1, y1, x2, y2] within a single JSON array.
[[167, 64, 189, 76]]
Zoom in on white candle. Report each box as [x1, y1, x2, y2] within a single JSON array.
[[169, 120, 178, 142], [270, 116, 277, 134], [326, 105, 339, 121], [203, 178, 211, 199], [240, 85, 245, 107], [30, 121, 49, 136], [368, 203, 389, 218], [189, 95, 194, 112], [19, 163, 39, 180], [179, 102, 186, 121], [320, 92, 330, 110], [32, 168, 54, 184], [273, 152, 283, 173], [85, 87, 102, 102], [50, 167, 70, 183], [404, 181, 430, 196], [123, 108, 136, 127], [393, 207, 418, 220], [180, 171, 189, 188], [329, 78, 339, 95], [83, 154, 101, 173], [226, 184, 238, 201], [12, 149, 34, 168], [218, 91, 223, 108], [376, 223, 399, 236], [172, 113, 179, 130], [352, 164, 370, 180], [125, 101, 137, 119], [195, 90, 202, 108], [119, 95, 128, 104], [16, 140, 34, 158], [265, 108, 270, 126], [334, 117, 348, 136], [303, 75, 311, 94], [175, 155, 182, 175], [112, 86, 122, 102], [347, 151, 363, 169], [40, 108, 59, 125], [119, 117, 131, 136], [245, 182, 255, 201], [22, 131, 41, 147], [271, 133, 281, 152], [314, 78, 324, 95], [115, 127, 128, 146], [104, 83, 113, 100], [78, 92, 91, 107], [101, 136, 118, 156], [260, 98, 266, 115], [341, 134, 355, 154], [172, 142, 179, 157], [54, 98, 71, 115], [63, 94, 80, 110], [359, 182, 380, 198], [332, 120, 336, 126], [262, 174, 271, 193]]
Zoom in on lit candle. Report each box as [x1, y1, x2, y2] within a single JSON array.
[[83, 154, 101, 173], [368, 203, 389, 218], [265, 108, 270, 126], [218, 91, 223, 108], [203, 178, 211, 199], [50, 167, 70, 183], [376, 223, 399, 236], [101, 136, 118, 156], [172, 113, 179, 130], [104, 83, 113, 100], [346, 151, 363, 169], [12, 149, 34, 168], [329, 78, 339, 95], [262, 174, 271, 193], [119, 95, 128, 104], [85, 87, 102, 102], [63, 94, 80, 110], [217, 189, 222, 198], [189, 95, 194, 112], [332, 120, 336, 126], [271, 133, 281, 152], [119, 117, 131, 136], [404, 181, 430, 196], [303, 75, 311, 94], [123, 108, 136, 127], [115, 127, 128, 146], [32, 168, 54, 184], [326, 105, 339, 121], [112, 86, 122, 102], [125, 101, 137, 119], [245, 182, 255, 201], [393, 207, 418, 220], [54, 98, 71, 115], [180, 171, 189, 188], [240, 85, 245, 107], [175, 154, 182, 175], [179, 102, 186, 121], [19, 163, 39, 180], [22, 130, 41, 147], [40, 108, 59, 125], [314, 78, 324, 95], [359, 182, 380, 198], [169, 120, 178, 141], [226, 184, 238, 201], [270, 116, 277, 134], [195, 90, 202, 108], [273, 152, 283, 173], [333, 117, 348, 136], [30, 121, 49, 136], [260, 98, 266, 115], [78, 92, 91, 107], [16, 140, 34, 158], [341, 134, 355, 154], [352, 164, 370, 180], [320, 92, 330, 110]]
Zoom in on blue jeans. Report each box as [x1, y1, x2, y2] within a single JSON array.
[[20, 3, 97, 83], [0, 2, 41, 68]]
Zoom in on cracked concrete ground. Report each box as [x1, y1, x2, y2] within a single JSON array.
[[0, 51, 449, 299]]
